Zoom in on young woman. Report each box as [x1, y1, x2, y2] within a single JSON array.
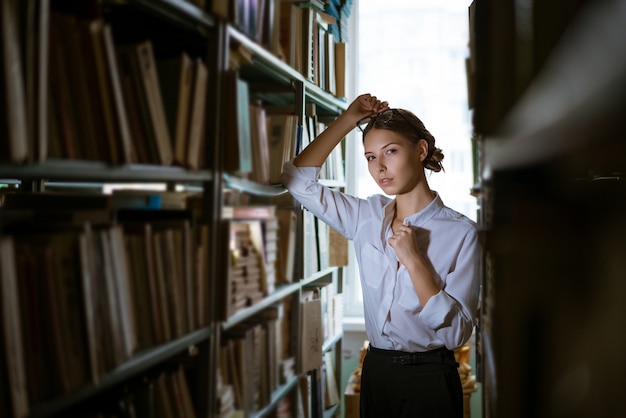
[[280, 93, 480, 417]]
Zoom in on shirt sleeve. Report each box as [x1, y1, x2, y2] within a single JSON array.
[[280, 160, 363, 241], [419, 225, 480, 350]]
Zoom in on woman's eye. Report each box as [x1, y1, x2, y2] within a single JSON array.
[[366, 155, 375, 161], [386, 148, 396, 155]]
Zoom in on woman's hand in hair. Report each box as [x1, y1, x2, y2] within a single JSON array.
[[346, 93, 389, 122]]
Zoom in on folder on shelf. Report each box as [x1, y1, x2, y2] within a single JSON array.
[[300, 290, 323, 373]]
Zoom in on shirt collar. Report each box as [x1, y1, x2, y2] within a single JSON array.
[[404, 191, 444, 227], [382, 191, 444, 228]]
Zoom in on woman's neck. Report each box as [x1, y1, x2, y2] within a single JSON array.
[[394, 183, 435, 221]]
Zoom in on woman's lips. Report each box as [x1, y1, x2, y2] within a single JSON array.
[[379, 177, 392, 186]]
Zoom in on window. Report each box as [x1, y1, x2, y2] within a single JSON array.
[[344, 0, 476, 318]]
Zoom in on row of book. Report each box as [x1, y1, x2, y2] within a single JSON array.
[[300, 284, 342, 373], [0, 189, 345, 324], [0, 201, 210, 412], [225, 78, 345, 188], [4, 363, 197, 418], [299, 351, 341, 417], [300, 286, 341, 417], [210, 0, 348, 97], [221, 205, 296, 319], [302, 103, 345, 182], [222, 72, 301, 185], [1, 5, 209, 167], [279, 1, 346, 96], [316, 282, 344, 344], [1, 1, 347, 175], [217, 302, 294, 418], [221, 202, 348, 323], [0, 193, 343, 416], [302, 209, 349, 279], [216, 283, 341, 418]]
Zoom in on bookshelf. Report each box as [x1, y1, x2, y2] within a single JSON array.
[[1, 0, 350, 417], [469, 1, 626, 417]]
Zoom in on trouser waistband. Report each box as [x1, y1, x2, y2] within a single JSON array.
[[367, 344, 458, 366]]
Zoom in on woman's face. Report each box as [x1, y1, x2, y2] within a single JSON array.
[[363, 128, 426, 195]]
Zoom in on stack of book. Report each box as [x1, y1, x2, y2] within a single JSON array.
[[226, 221, 265, 317]]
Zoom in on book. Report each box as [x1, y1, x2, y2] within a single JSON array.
[[122, 230, 155, 349], [299, 374, 312, 418], [0, 0, 28, 163], [0, 237, 29, 417], [87, 19, 124, 163], [157, 52, 194, 167], [229, 42, 254, 70], [78, 226, 110, 384], [323, 31, 336, 94], [125, 223, 166, 345], [97, 227, 131, 368], [76, 17, 117, 161], [48, 14, 79, 160], [266, 113, 298, 184], [186, 58, 209, 170], [32, 230, 90, 395], [211, 0, 230, 19], [224, 71, 253, 175], [249, 101, 271, 184], [14, 240, 51, 403], [101, 22, 135, 163], [78, 226, 105, 385], [55, 13, 100, 161], [223, 321, 271, 415], [300, 7, 315, 81], [223, 205, 279, 295], [110, 189, 200, 210], [174, 365, 197, 418], [117, 40, 173, 166], [154, 372, 176, 418], [328, 226, 348, 267], [257, 0, 274, 50], [23, 0, 50, 162], [224, 220, 266, 318], [157, 228, 186, 338], [300, 290, 322, 373], [233, 0, 260, 41], [194, 225, 210, 329], [222, 205, 277, 220], [276, 208, 297, 284], [107, 226, 138, 356], [302, 209, 319, 278], [117, 44, 154, 164], [315, 217, 329, 271], [334, 41, 347, 98]]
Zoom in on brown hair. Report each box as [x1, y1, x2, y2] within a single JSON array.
[[361, 109, 444, 172]]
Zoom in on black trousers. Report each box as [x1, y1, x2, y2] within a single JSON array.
[[360, 345, 463, 418]]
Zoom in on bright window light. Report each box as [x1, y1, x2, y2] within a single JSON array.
[[345, 0, 476, 317]]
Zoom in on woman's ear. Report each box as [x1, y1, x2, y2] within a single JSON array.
[[417, 139, 429, 162]]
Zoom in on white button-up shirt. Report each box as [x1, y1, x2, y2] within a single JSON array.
[[281, 161, 480, 352]]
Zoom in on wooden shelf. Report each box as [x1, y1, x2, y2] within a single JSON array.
[[252, 375, 299, 418], [0, 161, 213, 183], [28, 328, 212, 418], [0, 0, 350, 416], [103, 0, 216, 31], [484, 0, 626, 174], [222, 282, 301, 331], [223, 173, 288, 197]]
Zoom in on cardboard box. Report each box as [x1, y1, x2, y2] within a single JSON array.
[[344, 390, 360, 418]]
